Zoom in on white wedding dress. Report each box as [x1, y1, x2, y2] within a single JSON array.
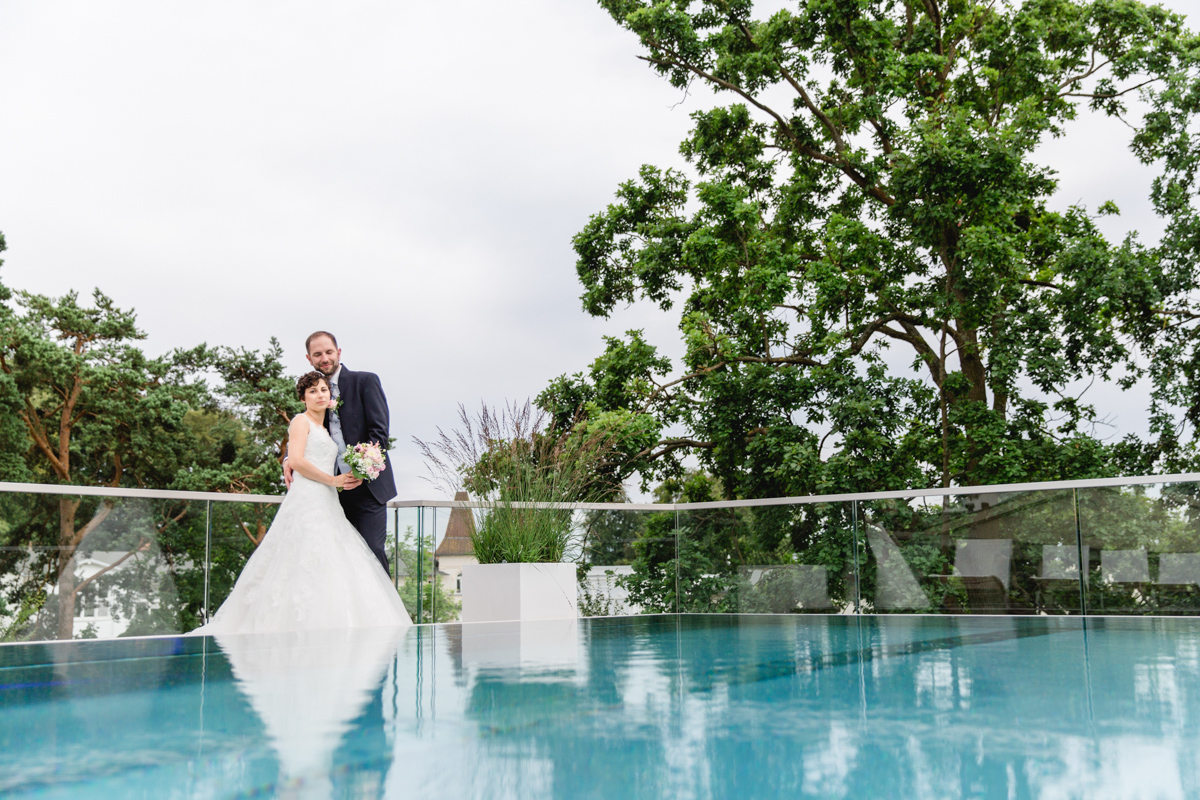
[[193, 418, 412, 634]]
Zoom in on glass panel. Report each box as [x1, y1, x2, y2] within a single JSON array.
[[857, 490, 1080, 615], [0, 493, 212, 641], [429, 505, 458, 623], [391, 506, 450, 623], [390, 506, 419, 623], [1078, 482, 1200, 616], [675, 502, 857, 614], [205, 499, 281, 628], [578, 508, 654, 617], [578, 508, 676, 614], [423, 505, 457, 623]]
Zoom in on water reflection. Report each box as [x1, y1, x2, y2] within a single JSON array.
[[416, 616, 1200, 799], [215, 627, 404, 799], [0, 630, 407, 797], [0, 636, 277, 796], [5, 616, 1200, 798]]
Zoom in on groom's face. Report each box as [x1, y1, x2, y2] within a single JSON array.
[[306, 335, 341, 376]]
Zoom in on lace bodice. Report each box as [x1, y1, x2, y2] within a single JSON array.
[[295, 418, 337, 483]]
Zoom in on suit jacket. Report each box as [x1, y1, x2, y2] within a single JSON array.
[[325, 365, 397, 504]]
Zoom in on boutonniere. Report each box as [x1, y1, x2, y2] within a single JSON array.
[[328, 397, 340, 412]]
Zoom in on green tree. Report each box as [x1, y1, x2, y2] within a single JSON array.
[[173, 339, 298, 497], [1122, 40, 1200, 472], [0, 230, 302, 638], [549, 0, 1199, 501], [0, 284, 208, 637], [396, 526, 460, 623], [168, 341, 299, 621], [581, 500, 645, 566]]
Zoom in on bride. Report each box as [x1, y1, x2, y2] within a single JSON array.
[[192, 371, 412, 634]]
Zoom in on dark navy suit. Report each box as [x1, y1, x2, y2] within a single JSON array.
[[325, 365, 396, 573]]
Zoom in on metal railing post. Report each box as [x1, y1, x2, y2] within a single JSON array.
[[674, 507, 680, 614], [1074, 488, 1088, 616], [203, 500, 212, 623], [431, 507, 437, 623], [851, 500, 861, 614], [416, 506, 424, 623], [393, 508, 400, 590]]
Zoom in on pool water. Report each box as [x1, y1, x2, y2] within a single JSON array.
[[2, 614, 1199, 798]]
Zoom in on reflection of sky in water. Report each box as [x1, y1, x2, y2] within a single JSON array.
[[2, 615, 1200, 798]]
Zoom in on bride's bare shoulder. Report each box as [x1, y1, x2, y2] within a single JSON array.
[[290, 414, 312, 429]]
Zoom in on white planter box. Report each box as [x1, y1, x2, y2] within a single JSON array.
[[460, 563, 578, 623]]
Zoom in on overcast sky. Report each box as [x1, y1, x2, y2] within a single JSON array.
[[0, 0, 1193, 500]]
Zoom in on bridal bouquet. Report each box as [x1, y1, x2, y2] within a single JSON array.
[[343, 441, 387, 483]]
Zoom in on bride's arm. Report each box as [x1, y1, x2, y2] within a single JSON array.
[[287, 416, 353, 488]]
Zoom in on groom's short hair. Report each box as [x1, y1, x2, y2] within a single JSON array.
[[305, 331, 338, 353]]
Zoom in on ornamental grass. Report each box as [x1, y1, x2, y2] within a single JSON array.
[[416, 400, 624, 564]]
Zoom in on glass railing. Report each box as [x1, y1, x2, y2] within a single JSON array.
[[400, 473, 1200, 623], [0, 486, 286, 642], [856, 488, 1082, 614], [4, 473, 1200, 641]]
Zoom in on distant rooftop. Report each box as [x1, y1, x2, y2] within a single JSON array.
[[435, 491, 475, 557]]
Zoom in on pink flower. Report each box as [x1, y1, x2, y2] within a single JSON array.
[[343, 440, 388, 482]]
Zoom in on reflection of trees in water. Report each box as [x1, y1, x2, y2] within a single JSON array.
[[330, 688, 393, 798], [0, 637, 277, 794], [458, 617, 676, 797], [10, 617, 1200, 796], [452, 616, 1200, 797], [6, 633, 397, 796]]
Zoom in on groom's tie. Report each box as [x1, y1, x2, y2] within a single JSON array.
[[329, 380, 349, 474]]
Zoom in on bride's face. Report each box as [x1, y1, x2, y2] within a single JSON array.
[[304, 380, 331, 413]]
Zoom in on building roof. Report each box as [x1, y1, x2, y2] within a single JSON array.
[[435, 491, 476, 556]]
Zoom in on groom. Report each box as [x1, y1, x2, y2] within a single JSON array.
[[284, 331, 396, 574]]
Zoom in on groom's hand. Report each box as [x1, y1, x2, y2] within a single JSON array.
[[282, 458, 294, 489]]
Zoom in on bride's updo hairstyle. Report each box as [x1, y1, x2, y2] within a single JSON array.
[[296, 371, 330, 402]]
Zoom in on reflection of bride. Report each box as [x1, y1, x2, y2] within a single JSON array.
[[215, 628, 404, 798], [194, 372, 411, 634]]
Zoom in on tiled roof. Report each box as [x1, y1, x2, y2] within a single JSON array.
[[435, 491, 476, 556]]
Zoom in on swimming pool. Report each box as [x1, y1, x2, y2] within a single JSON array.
[[2, 614, 1198, 798]]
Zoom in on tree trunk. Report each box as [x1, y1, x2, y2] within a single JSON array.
[[56, 497, 79, 640], [958, 329, 990, 480]]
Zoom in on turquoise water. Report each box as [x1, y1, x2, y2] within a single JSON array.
[[2, 614, 1199, 798]]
